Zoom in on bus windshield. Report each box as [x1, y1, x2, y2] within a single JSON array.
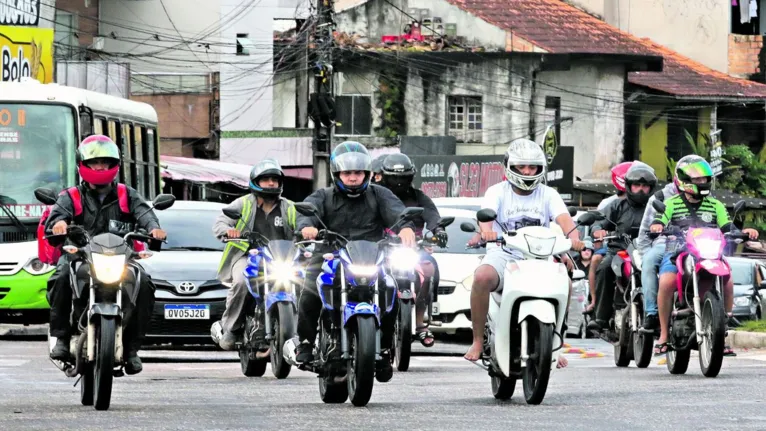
[[0, 103, 77, 218]]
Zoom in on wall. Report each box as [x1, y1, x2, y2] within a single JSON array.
[[160, 139, 195, 157], [639, 106, 669, 180], [132, 93, 212, 139], [536, 64, 625, 180], [273, 73, 297, 128], [56, 0, 98, 46], [729, 34, 763, 78]]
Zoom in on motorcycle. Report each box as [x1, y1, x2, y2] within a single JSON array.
[[36, 187, 174, 411], [283, 202, 423, 407], [385, 216, 454, 372], [649, 199, 749, 377], [211, 207, 305, 379], [460, 208, 587, 405]]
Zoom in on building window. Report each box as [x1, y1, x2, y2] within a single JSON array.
[[54, 12, 78, 60], [448, 96, 482, 143], [335, 95, 372, 136], [236, 33, 252, 55]]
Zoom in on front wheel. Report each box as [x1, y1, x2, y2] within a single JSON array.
[[522, 319, 553, 405], [633, 303, 654, 369], [393, 300, 413, 372], [614, 310, 631, 367], [347, 317, 376, 407], [699, 290, 726, 378], [270, 302, 296, 379], [94, 317, 116, 411]]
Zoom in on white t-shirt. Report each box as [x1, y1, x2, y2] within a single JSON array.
[[597, 194, 620, 211], [481, 182, 569, 235]]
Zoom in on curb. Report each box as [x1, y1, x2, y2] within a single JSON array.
[[0, 324, 48, 337], [726, 330, 766, 349]]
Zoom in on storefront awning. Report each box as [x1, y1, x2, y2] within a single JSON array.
[[160, 156, 312, 188]]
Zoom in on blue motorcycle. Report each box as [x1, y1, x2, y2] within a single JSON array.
[[221, 208, 306, 379], [285, 202, 423, 407]]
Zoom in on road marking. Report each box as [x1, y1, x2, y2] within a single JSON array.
[[0, 359, 29, 367]]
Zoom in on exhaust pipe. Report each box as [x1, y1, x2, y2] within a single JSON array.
[[65, 333, 87, 377]]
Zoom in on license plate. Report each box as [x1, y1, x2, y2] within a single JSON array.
[[164, 304, 210, 320], [432, 302, 440, 316]]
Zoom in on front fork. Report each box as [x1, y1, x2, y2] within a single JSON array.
[[339, 265, 381, 361], [86, 280, 123, 362], [630, 273, 638, 332], [691, 272, 723, 345]]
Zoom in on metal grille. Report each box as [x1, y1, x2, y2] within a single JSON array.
[[437, 284, 456, 295], [0, 231, 36, 243]]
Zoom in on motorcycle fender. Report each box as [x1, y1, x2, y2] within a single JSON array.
[[517, 299, 556, 325], [90, 302, 120, 318], [697, 259, 730, 276], [266, 291, 297, 312], [397, 289, 414, 300], [342, 302, 380, 328]]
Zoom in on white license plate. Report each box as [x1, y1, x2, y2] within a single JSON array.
[[432, 302, 440, 316], [164, 304, 210, 320]]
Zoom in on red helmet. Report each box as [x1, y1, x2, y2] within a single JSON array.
[[77, 135, 121, 185], [610, 161, 633, 192]]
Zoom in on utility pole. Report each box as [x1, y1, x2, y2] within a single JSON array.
[[309, 0, 337, 190]]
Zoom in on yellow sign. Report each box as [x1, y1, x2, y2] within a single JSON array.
[[543, 124, 558, 164], [0, 26, 53, 84]]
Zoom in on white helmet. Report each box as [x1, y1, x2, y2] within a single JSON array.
[[503, 138, 547, 191]]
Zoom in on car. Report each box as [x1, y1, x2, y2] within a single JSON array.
[[431, 197, 483, 213], [430, 207, 483, 335], [138, 201, 227, 345], [727, 256, 766, 322]]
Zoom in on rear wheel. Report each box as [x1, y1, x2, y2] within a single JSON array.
[[270, 302, 295, 379], [393, 300, 413, 372], [633, 302, 654, 369], [522, 319, 553, 405], [240, 349, 267, 377], [319, 324, 348, 404], [80, 362, 94, 406], [94, 317, 116, 411], [491, 375, 516, 400], [699, 290, 726, 378], [347, 317, 376, 407], [614, 311, 631, 367]]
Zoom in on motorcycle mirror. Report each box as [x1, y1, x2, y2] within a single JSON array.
[[460, 222, 477, 233], [223, 208, 242, 220], [571, 269, 586, 280], [152, 193, 176, 211], [476, 208, 497, 223], [652, 199, 666, 214], [733, 200, 747, 218], [34, 187, 58, 206], [577, 212, 597, 226], [400, 207, 424, 221], [567, 206, 578, 217], [294, 202, 319, 217], [437, 216, 455, 228]]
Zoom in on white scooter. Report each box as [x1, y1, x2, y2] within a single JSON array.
[[460, 208, 591, 405]]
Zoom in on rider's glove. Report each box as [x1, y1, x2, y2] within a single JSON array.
[[435, 229, 449, 247]]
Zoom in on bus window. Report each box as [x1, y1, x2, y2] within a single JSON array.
[[110, 120, 130, 187], [134, 125, 147, 197], [123, 123, 138, 190], [94, 117, 106, 136], [146, 128, 157, 198]]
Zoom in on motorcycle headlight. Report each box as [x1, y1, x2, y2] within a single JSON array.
[[348, 265, 378, 277], [23, 257, 54, 276], [523, 235, 556, 256], [389, 248, 419, 272], [733, 296, 751, 307], [695, 238, 722, 260], [90, 253, 127, 285], [270, 260, 297, 286]]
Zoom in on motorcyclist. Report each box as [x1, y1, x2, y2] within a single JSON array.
[[294, 141, 417, 382], [650, 156, 758, 356], [463, 138, 583, 368], [371, 154, 387, 184], [588, 161, 657, 332], [379, 153, 448, 348], [46, 135, 166, 375], [212, 159, 297, 351], [585, 161, 632, 313]]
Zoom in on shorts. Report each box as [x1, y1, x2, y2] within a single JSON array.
[[480, 247, 518, 293], [659, 253, 678, 275], [594, 245, 608, 256]]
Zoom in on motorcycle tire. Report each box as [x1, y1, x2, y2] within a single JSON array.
[[522, 318, 553, 405], [270, 302, 296, 379], [348, 316, 376, 407], [699, 290, 726, 378], [80, 362, 94, 406], [633, 301, 654, 369], [240, 349, 267, 377], [614, 310, 631, 367], [491, 374, 517, 400], [394, 300, 413, 372], [94, 316, 116, 411], [319, 323, 348, 404]]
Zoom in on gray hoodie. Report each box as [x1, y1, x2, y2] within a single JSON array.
[[637, 183, 678, 256]]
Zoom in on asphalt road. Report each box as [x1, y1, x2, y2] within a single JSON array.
[[1, 332, 766, 431]]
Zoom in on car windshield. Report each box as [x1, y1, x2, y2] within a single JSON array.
[[156, 208, 224, 251], [433, 216, 483, 255], [729, 260, 753, 285]]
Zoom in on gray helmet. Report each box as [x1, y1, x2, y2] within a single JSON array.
[[371, 155, 387, 174], [330, 141, 372, 197], [249, 158, 284, 197]]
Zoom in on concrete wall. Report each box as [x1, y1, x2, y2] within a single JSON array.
[[131, 93, 213, 139]]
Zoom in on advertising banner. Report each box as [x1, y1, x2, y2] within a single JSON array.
[[0, 25, 53, 83]]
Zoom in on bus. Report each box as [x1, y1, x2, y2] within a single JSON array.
[[0, 79, 161, 324]]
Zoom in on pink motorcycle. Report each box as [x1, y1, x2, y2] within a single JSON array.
[[650, 200, 749, 377]]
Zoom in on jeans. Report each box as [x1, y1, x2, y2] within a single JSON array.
[[220, 257, 251, 334], [640, 243, 664, 316]]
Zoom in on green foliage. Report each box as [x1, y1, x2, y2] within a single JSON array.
[[373, 71, 406, 143]]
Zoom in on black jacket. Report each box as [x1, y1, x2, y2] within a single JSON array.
[[395, 187, 442, 234], [592, 198, 645, 248], [45, 183, 161, 244], [296, 184, 415, 242]]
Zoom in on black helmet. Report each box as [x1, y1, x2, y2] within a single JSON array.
[[371, 155, 387, 175], [330, 141, 372, 197], [381, 153, 415, 195], [249, 158, 284, 197], [624, 161, 657, 207]]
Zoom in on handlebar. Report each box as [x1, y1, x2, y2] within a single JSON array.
[[648, 228, 752, 241]]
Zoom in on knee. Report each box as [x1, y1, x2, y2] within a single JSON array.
[[420, 262, 435, 278], [473, 266, 498, 293]]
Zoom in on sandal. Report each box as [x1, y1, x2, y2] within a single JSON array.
[[416, 326, 435, 347], [723, 346, 737, 357], [654, 342, 669, 356]]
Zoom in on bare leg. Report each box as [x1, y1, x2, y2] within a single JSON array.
[[464, 265, 499, 361], [586, 254, 603, 311], [724, 277, 734, 314]]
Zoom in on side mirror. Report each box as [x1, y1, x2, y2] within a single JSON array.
[[652, 199, 666, 214], [436, 216, 455, 229], [572, 269, 586, 281], [759, 280, 766, 290], [400, 207, 424, 221], [223, 208, 242, 220], [577, 212, 597, 227], [733, 200, 747, 218], [476, 208, 497, 223], [152, 194, 176, 211], [567, 206, 578, 217], [34, 187, 58, 206], [294, 202, 319, 217], [460, 222, 477, 233]]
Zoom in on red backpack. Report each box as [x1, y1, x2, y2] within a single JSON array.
[[37, 184, 146, 265]]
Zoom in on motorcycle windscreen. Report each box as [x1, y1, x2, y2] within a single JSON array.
[[267, 239, 298, 262], [343, 240, 380, 267]]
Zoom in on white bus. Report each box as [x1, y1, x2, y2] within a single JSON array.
[[0, 79, 161, 323]]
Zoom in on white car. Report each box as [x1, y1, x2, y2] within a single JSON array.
[[431, 197, 483, 213], [430, 207, 483, 335]]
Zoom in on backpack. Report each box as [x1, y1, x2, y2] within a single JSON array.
[[37, 184, 146, 265]]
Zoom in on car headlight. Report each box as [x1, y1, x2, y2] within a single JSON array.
[[389, 248, 419, 272], [90, 253, 127, 285], [733, 296, 751, 307], [695, 238, 722, 260], [459, 274, 474, 291], [23, 258, 54, 275]]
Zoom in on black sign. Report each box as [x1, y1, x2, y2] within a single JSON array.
[[410, 146, 574, 201], [0, 1, 40, 26]]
